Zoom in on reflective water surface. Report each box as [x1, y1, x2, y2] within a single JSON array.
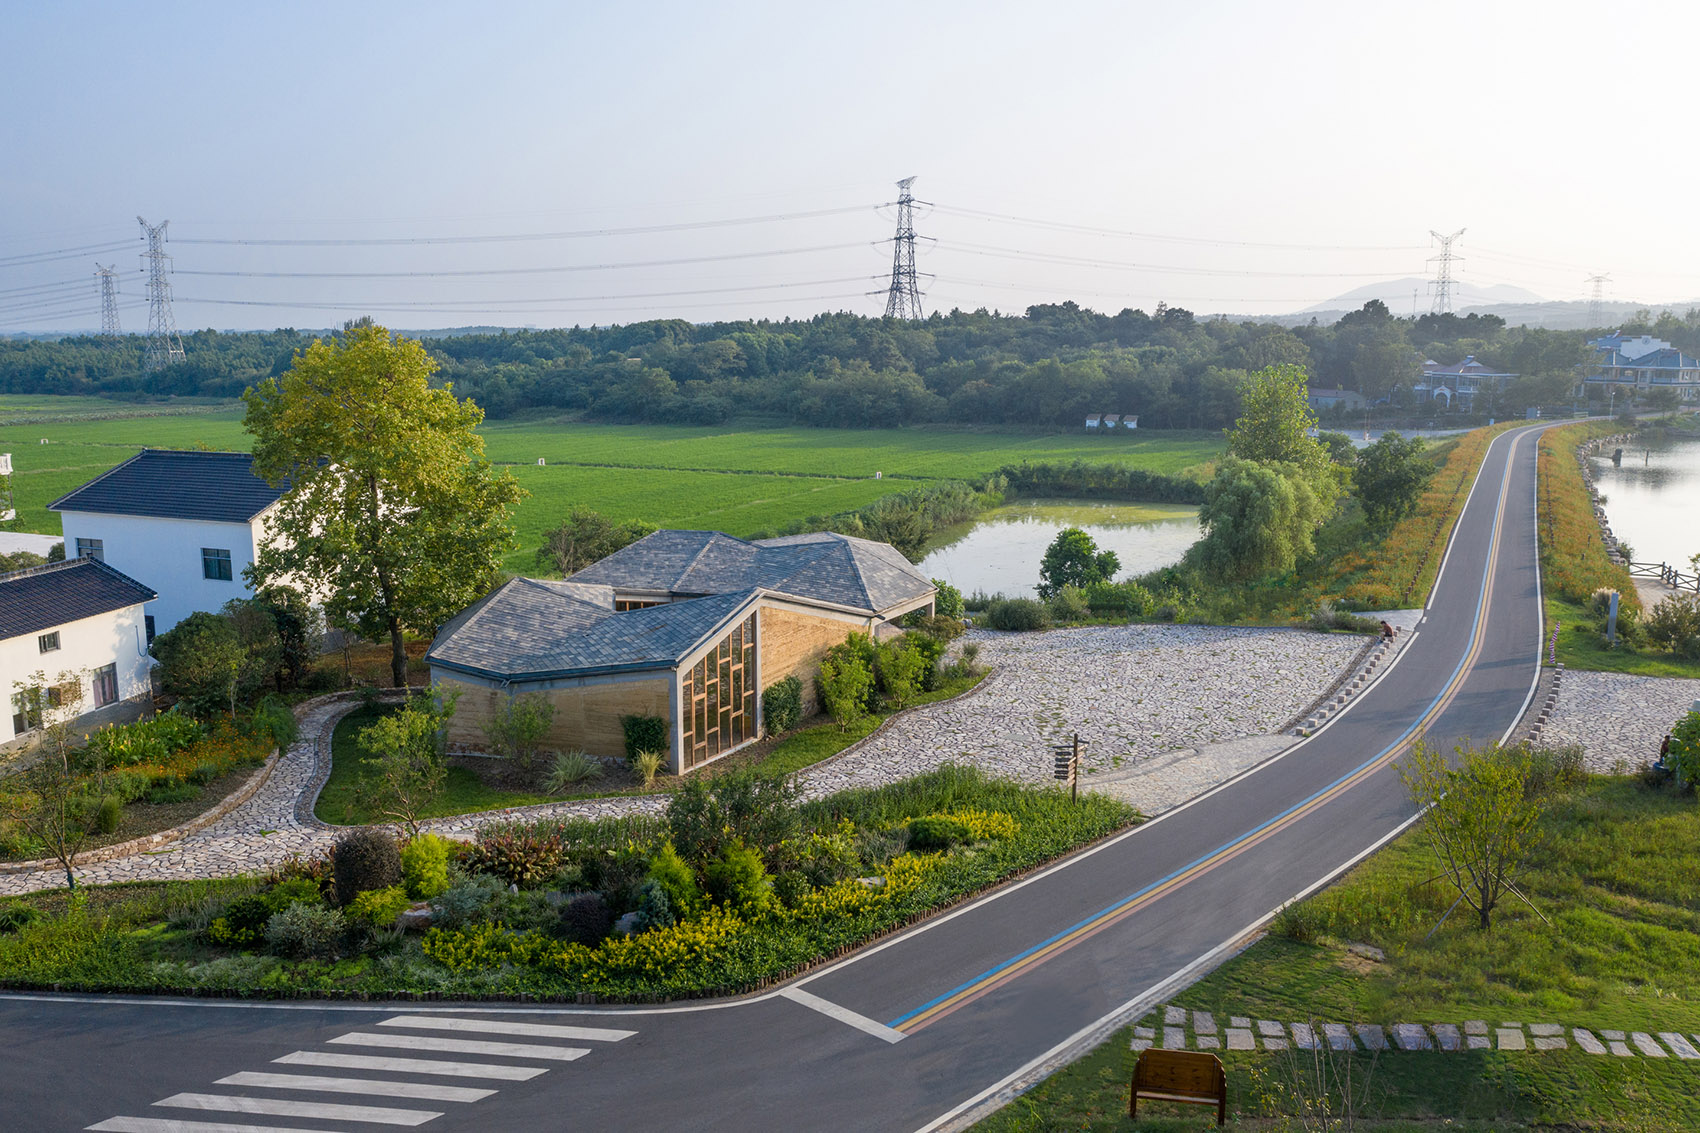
[[915, 499, 1200, 599], [1589, 433, 1700, 569]]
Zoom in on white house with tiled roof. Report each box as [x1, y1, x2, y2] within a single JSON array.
[[1415, 356, 1517, 408], [1, 557, 157, 749], [1584, 334, 1700, 402], [48, 449, 288, 638], [428, 530, 937, 774]]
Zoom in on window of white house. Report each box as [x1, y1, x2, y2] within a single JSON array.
[[76, 537, 104, 562], [93, 664, 118, 709], [38, 631, 60, 653], [202, 548, 233, 581], [145, 615, 156, 645], [10, 691, 40, 737]]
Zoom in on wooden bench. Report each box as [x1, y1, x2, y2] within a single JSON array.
[[1128, 1048, 1227, 1126]]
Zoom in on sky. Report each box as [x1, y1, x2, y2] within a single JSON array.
[[4, 0, 1698, 333]]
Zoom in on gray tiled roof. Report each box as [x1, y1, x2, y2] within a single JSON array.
[[427, 579, 757, 681], [569, 529, 933, 613], [49, 449, 286, 524], [0, 558, 157, 640]]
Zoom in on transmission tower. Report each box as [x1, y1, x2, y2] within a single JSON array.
[[1426, 228, 1466, 315], [882, 177, 925, 320], [1585, 273, 1611, 329], [137, 216, 185, 370], [95, 263, 122, 337]]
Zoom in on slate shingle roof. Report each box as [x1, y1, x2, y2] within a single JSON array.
[[0, 558, 157, 640], [49, 449, 286, 524], [426, 580, 756, 681], [568, 529, 933, 614]]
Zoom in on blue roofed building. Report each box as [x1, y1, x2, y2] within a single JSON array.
[[427, 530, 937, 774], [1415, 356, 1517, 408], [1583, 334, 1700, 403]]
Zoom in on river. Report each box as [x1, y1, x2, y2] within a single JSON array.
[[915, 499, 1200, 599], [1589, 431, 1700, 570]]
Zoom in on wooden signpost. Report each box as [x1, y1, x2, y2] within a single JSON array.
[[1052, 732, 1084, 802]]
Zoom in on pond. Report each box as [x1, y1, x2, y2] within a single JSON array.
[[915, 499, 1200, 599], [1589, 432, 1700, 570]]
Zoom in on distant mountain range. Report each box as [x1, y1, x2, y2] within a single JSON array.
[[1300, 276, 1545, 316], [1210, 277, 1700, 330]]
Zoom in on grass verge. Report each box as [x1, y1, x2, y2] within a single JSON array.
[[971, 773, 1700, 1132]]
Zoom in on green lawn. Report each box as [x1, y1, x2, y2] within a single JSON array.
[[1547, 595, 1700, 679], [1, 397, 1223, 573], [975, 774, 1700, 1132]]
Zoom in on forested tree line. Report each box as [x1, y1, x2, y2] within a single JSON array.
[[8, 299, 1689, 429]]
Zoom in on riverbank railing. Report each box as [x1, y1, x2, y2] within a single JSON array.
[[1627, 561, 1700, 594]]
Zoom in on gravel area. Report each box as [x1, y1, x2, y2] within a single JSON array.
[[1541, 670, 1700, 773]]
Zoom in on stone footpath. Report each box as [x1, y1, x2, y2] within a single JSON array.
[[0, 623, 1371, 895], [1133, 1005, 1700, 1060], [1540, 670, 1700, 773]]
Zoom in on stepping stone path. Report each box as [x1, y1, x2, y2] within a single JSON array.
[[1131, 1007, 1700, 1063]]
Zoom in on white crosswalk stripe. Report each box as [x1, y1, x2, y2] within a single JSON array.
[[376, 1014, 636, 1043], [329, 1030, 593, 1061], [88, 1119, 335, 1133], [216, 1071, 495, 1102], [154, 1093, 441, 1125], [89, 1013, 636, 1131], [273, 1050, 549, 1080]]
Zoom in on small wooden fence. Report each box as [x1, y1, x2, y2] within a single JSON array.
[[1627, 561, 1700, 594]]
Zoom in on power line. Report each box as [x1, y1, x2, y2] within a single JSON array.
[[0, 239, 134, 267], [930, 204, 1427, 252], [174, 276, 884, 311], [932, 240, 1411, 279], [882, 177, 926, 320]]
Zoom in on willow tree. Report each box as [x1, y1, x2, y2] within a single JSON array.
[[244, 323, 523, 688]]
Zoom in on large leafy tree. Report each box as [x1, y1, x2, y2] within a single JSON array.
[[1354, 431, 1435, 529], [1037, 527, 1120, 598], [244, 323, 523, 688], [535, 507, 656, 576], [1188, 457, 1333, 581]]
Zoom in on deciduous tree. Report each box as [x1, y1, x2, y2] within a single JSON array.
[[1037, 527, 1120, 598], [1354, 431, 1435, 529], [244, 323, 524, 687], [1188, 457, 1333, 581], [535, 507, 656, 576], [4, 669, 103, 891]]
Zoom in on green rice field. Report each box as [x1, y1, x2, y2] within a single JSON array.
[[0, 398, 1223, 572]]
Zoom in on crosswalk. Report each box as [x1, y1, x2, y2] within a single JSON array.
[[86, 1013, 636, 1132]]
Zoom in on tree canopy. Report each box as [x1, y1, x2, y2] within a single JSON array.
[[244, 323, 524, 687], [1354, 431, 1435, 529], [1188, 457, 1335, 581], [1037, 528, 1120, 597]]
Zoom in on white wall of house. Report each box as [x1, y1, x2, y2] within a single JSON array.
[[1, 603, 152, 743], [57, 509, 268, 635]]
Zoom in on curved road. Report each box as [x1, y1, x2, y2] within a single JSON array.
[[2, 424, 1549, 1133]]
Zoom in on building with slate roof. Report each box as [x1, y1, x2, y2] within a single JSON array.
[[1, 557, 157, 749], [1583, 334, 1700, 403], [428, 530, 937, 774], [49, 449, 288, 636], [1415, 356, 1518, 408]]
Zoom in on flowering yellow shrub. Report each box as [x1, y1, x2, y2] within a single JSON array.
[[947, 809, 1020, 841]]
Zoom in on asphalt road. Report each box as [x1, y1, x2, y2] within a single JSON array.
[[0, 424, 1549, 1133]]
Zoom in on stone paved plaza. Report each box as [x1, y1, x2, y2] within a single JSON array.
[[0, 623, 1370, 895], [1541, 670, 1700, 773]]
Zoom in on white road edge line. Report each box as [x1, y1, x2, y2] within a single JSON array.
[[153, 1093, 441, 1126], [376, 1014, 634, 1042], [273, 1050, 548, 1080], [780, 987, 906, 1044]]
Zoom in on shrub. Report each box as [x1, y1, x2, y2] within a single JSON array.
[[429, 872, 511, 930], [264, 903, 346, 959], [983, 598, 1051, 632], [345, 885, 412, 929], [0, 905, 41, 934], [543, 750, 605, 793], [143, 782, 200, 805], [206, 894, 279, 947], [400, 834, 453, 900], [816, 636, 876, 730], [620, 715, 668, 760], [1523, 743, 1587, 797], [910, 614, 967, 642], [646, 841, 704, 918], [666, 770, 800, 868], [1308, 601, 1378, 634], [873, 636, 929, 706], [464, 824, 566, 888], [703, 839, 772, 913], [931, 578, 966, 619], [629, 749, 665, 788], [1083, 580, 1154, 617], [1644, 594, 1700, 658], [94, 795, 122, 835], [1671, 710, 1700, 788], [1046, 586, 1090, 623], [761, 676, 803, 735], [189, 761, 220, 786], [483, 693, 555, 770], [631, 878, 675, 932], [907, 814, 974, 852], [559, 892, 613, 946], [251, 696, 299, 750], [86, 712, 203, 769], [331, 827, 403, 907]]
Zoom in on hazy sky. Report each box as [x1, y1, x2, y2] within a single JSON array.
[[4, 0, 1697, 332]]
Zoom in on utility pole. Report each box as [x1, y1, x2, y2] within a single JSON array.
[[95, 263, 122, 338], [137, 217, 185, 370], [1585, 273, 1610, 329], [1427, 228, 1466, 316], [882, 177, 926, 320]]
